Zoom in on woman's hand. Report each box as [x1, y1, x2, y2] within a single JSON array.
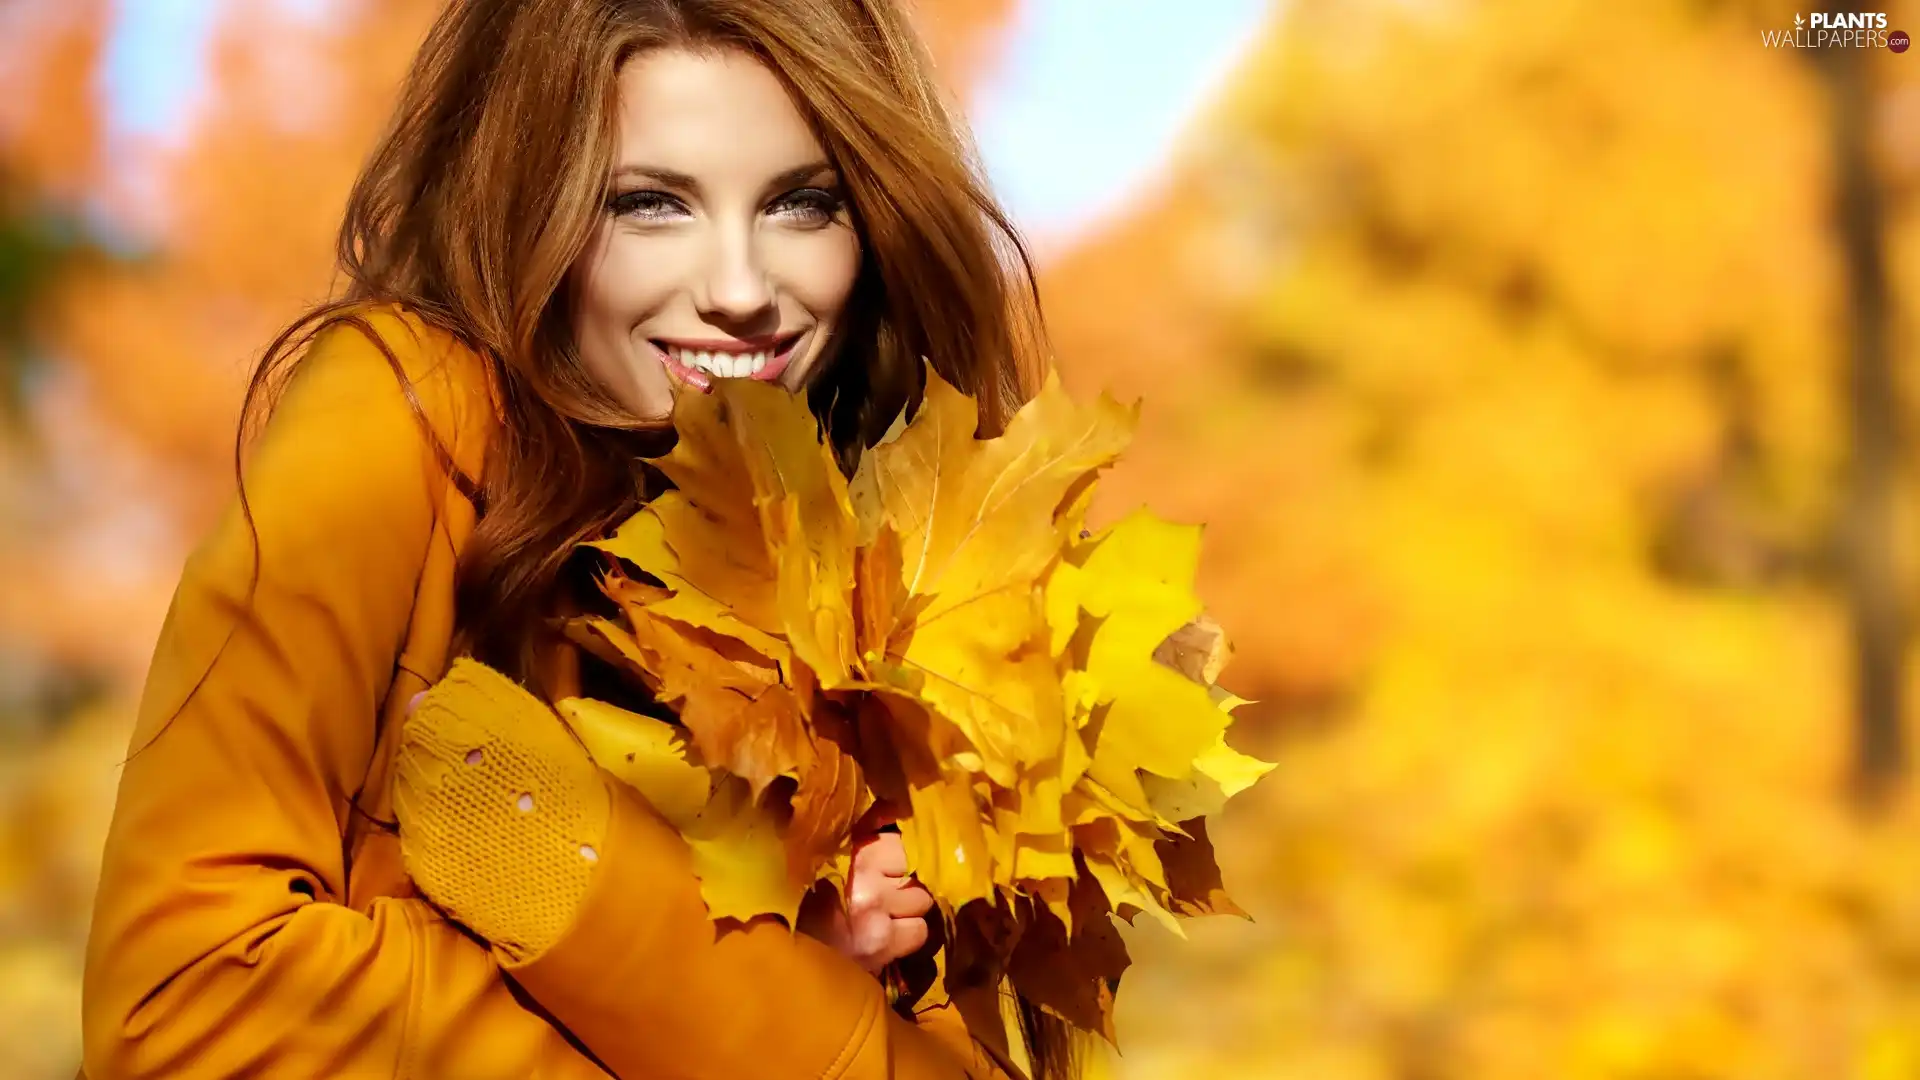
[[798, 804, 935, 975]]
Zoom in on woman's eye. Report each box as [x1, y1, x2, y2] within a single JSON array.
[[769, 187, 844, 228], [608, 190, 688, 220]]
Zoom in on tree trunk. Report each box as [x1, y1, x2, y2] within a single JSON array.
[[1821, 46, 1904, 807]]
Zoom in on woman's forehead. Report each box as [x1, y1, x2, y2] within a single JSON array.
[[613, 47, 828, 180]]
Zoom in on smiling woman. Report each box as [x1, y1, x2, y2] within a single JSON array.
[[78, 2, 1068, 1080]]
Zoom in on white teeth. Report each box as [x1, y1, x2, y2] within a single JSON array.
[[667, 346, 773, 378]]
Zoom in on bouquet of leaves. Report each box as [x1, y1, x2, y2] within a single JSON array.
[[551, 369, 1273, 1042]]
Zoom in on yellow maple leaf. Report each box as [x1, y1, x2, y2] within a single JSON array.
[[864, 692, 996, 906], [719, 381, 860, 683], [1141, 724, 1277, 823], [1075, 512, 1229, 781], [593, 379, 856, 679], [555, 696, 804, 925], [1080, 847, 1183, 938], [856, 369, 1136, 615], [682, 774, 807, 925], [571, 612, 805, 800], [555, 697, 711, 825], [590, 511, 791, 669], [850, 370, 1135, 777]]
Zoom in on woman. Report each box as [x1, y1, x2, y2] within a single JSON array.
[[80, 1, 1072, 1078]]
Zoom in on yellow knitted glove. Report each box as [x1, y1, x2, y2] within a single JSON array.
[[392, 658, 610, 963]]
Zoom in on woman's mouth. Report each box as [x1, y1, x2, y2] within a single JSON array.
[[651, 333, 803, 395]]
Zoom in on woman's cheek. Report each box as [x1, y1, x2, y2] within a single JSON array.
[[569, 233, 677, 415], [596, 232, 684, 322], [771, 229, 861, 316]]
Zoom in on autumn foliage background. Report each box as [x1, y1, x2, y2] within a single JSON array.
[[5, 1, 1920, 1077]]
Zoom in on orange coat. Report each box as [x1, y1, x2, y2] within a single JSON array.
[[81, 307, 1006, 1079]]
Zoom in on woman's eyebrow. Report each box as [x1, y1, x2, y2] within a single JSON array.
[[613, 164, 699, 189], [767, 161, 837, 188]]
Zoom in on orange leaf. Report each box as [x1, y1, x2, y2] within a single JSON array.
[[578, 612, 804, 799], [854, 523, 904, 662], [1154, 817, 1248, 920], [1007, 873, 1133, 1044], [781, 702, 872, 882]]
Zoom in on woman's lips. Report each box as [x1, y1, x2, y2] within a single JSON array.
[[748, 338, 796, 384], [650, 334, 801, 396], [656, 343, 712, 394]]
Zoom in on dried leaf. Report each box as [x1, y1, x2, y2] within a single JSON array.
[[590, 510, 791, 668], [683, 775, 806, 925], [555, 697, 711, 826], [1077, 512, 1228, 780], [577, 613, 803, 799], [1007, 874, 1132, 1043], [1141, 728, 1278, 823], [781, 702, 872, 882], [1154, 818, 1248, 920], [878, 695, 996, 906], [720, 381, 860, 683], [942, 901, 1022, 1065], [853, 370, 1132, 773], [1153, 614, 1233, 685]]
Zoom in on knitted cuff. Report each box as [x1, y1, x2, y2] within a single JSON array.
[[393, 659, 611, 962]]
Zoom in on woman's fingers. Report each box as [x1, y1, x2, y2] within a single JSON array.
[[856, 830, 911, 879], [883, 880, 933, 919], [824, 903, 935, 974], [801, 809, 933, 974], [846, 910, 929, 973], [841, 882, 932, 971], [853, 906, 892, 960]]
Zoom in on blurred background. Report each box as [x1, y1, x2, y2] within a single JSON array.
[[4, 0, 1920, 1077]]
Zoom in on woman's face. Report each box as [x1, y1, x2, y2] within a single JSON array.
[[570, 47, 862, 420]]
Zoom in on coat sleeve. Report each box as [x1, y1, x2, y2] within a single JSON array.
[[80, 311, 1014, 1080], [78, 314, 591, 1080]]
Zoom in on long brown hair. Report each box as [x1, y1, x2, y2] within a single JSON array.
[[239, 0, 1074, 1075]]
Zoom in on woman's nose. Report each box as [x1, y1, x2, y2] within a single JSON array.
[[697, 228, 775, 323]]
